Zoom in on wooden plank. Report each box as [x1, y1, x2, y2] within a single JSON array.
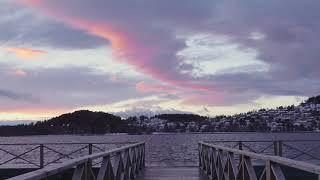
[[136, 167, 209, 180]]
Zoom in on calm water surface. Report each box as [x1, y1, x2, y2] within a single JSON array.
[[1, 132, 320, 167]]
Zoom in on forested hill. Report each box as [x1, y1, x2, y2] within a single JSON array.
[[39, 110, 124, 133], [0, 110, 125, 136]]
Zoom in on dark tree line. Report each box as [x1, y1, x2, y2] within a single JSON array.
[[306, 95, 320, 104]]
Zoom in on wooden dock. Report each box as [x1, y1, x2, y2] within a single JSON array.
[[3, 141, 320, 179], [136, 166, 208, 180]]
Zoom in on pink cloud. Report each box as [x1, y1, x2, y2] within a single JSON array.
[[110, 75, 120, 82], [183, 91, 225, 106], [10, 0, 320, 111], [17, 0, 211, 92], [9, 69, 28, 77], [136, 81, 176, 93]]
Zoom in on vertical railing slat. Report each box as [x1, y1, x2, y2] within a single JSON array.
[[72, 163, 85, 180], [271, 163, 286, 180], [265, 160, 271, 180], [243, 156, 257, 180]]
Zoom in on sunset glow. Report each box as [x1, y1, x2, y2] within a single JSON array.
[[0, 0, 318, 121], [6, 47, 47, 59]]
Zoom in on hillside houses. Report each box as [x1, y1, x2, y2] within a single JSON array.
[[127, 98, 320, 133]]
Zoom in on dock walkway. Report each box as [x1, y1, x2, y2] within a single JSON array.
[[136, 166, 208, 180]]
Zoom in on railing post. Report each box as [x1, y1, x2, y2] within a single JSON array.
[[273, 141, 282, 156], [238, 141, 243, 150], [88, 143, 93, 155], [273, 141, 278, 156], [278, 141, 283, 157], [40, 144, 44, 168]]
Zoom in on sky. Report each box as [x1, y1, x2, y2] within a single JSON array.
[[1, 0, 319, 121]]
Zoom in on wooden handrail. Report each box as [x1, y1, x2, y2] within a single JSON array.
[[204, 140, 320, 159], [204, 139, 320, 143], [8, 142, 145, 180], [0, 141, 138, 146]]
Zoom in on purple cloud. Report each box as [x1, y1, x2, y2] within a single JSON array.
[[0, 1, 108, 49], [9, 0, 320, 108]]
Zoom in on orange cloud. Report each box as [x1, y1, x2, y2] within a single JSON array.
[[1, 107, 64, 114], [0, 106, 71, 120], [136, 81, 176, 93], [6, 47, 47, 59]]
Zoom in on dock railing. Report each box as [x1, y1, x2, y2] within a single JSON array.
[[8, 142, 145, 180], [199, 141, 320, 180], [204, 140, 320, 163], [0, 142, 138, 168]]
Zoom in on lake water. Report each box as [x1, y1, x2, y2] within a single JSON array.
[[0, 132, 320, 167]]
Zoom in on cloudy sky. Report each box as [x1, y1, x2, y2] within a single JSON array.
[[1, 0, 319, 121]]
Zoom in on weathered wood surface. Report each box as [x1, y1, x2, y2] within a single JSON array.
[[136, 167, 208, 180]]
